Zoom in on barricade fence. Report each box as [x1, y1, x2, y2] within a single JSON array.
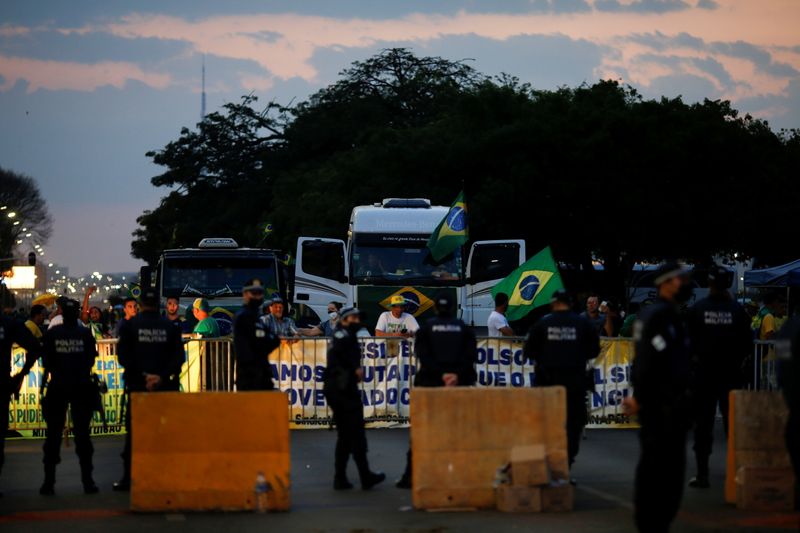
[[7, 336, 777, 437]]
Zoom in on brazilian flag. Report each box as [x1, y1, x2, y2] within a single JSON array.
[[427, 191, 468, 263], [491, 246, 564, 321]]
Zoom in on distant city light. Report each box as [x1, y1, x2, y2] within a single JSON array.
[[48, 263, 53, 267], [6, 211, 16, 218]]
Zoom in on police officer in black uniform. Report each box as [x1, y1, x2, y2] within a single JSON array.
[[113, 288, 184, 491], [1, 309, 40, 495], [323, 307, 385, 490], [233, 278, 280, 391], [623, 263, 693, 533], [396, 292, 477, 489], [686, 265, 751, 488], [776, 312, 800, 509], [524, 289, 600, 469], [39, 298, 99, 495]]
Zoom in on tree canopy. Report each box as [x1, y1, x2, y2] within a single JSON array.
[[0, 167, 52, 272], [132, 48, 800, 298]]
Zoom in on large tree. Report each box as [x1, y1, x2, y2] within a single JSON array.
[[0, 167, 52, 272], [133, 48, 800, 299]]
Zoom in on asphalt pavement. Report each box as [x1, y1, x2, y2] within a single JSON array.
[[0, 425, 798, 532]]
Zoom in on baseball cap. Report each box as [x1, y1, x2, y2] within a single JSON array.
[[654, 262, 688, 286], [243, 278, 265, 293], [340, 307, 361, 320], [389, 295, 406, 307], [192, 298, 210, 312], [270, 295, 284, 305]]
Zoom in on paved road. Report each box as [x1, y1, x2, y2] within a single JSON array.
[[0, 426, 798, 532]]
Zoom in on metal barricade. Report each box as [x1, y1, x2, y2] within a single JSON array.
[[751, 340, 780, 391]]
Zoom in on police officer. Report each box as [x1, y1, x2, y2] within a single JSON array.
[[623, 262, 693, 533], [524, 289, 600, 470], [1, 309, 41, 495], [323, 307, 385, 490], [113, 288, 184, 491], [776, 312, 800, 509], [39, 298, 99, 495], [396, 292, 477, 489], [233, 279, 280, 391], [686, 265, 751, 488]]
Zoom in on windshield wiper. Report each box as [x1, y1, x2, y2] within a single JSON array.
[[181, 284, 204, 296], [212, 284, 234, 297]]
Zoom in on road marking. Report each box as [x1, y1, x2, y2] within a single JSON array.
[[576, 484, 635, 511]]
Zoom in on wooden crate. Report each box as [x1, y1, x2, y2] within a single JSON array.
[[131, 391, 290, 512], [725, 390, 791, 504], [411, 387, 567, 510]]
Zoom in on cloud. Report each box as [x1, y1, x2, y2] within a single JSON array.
[[0, 25, 32, 37], [0, 54, 171, 92], [594, 0, 691, 13], [697, 0, 719, 8]]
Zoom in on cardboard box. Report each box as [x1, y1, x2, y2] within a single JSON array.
[[496, 485, 542, 513], [546, 450, 570, 481], [541, 484, 574, 512], [511, 445, 548, 487], [736, 467, 795, 512]]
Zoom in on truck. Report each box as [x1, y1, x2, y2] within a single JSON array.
[[140, 238, 288, 335], [293, 198, 526, 331]]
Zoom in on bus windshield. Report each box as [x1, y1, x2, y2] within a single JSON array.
[[350, 234, 462, 286], [162, 257, 278, 297]]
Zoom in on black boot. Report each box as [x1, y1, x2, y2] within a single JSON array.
[[39, 464, 56, 496], [354, 452, 385, 491], [81, 461, 99, 494], [396, 450, 412, 489], [689, 455, 710, 488], [333, 440, 353, 490]]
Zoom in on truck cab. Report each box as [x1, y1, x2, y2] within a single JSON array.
[[293, 199, 524, 330], [143, 238, 287, 335]]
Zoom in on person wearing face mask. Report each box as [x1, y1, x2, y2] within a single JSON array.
[[622, 262, 693, 533], [233, 279, 280, 391], [298, 302, 344, 337], [323, 307, 385, 491]]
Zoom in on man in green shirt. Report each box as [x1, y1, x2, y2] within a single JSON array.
[[192, 298, 220, 338]]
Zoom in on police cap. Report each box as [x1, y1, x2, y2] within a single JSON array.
[[62, 298, 80, 321], [339, 307, 361, 320], [434, 292, 453, 313], [140, 288, 159, 307], [707, 265, 732, 290], [550, 289, 572, 305]]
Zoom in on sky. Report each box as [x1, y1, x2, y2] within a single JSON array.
[[1, 0, 799, 276]]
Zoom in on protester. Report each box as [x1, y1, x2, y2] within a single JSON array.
[[1, 310, 41, 496], [39, 298, 99, 495], [164, 296, 189, 333], [580, 295, 605, 334], [233, 279, 280, 391], [601, 301, 623, 337], [114, 289, 184, 491], [47, 297, 68, 330], [685, 265, 751, 489], [623, 262, 693, 533], [619, 302, 641, 338], [114, 297, 138, 337], [487, 293, 514, 336], [375, 296, 419, 337], [323, 307, 385, 490], [298, 301, 343, 337], [524, 289, 600, 471], [25, 304, 48, 339], [261, 296, 298, 337], [192, 298, 220, 338], [396, 292, 477, 489]]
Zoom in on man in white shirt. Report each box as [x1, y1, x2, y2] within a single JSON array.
[[375, 295, 419, 338], [487, 292, 514, 336]]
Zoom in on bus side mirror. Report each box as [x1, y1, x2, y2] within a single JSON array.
[[140, 266, 153, 290]]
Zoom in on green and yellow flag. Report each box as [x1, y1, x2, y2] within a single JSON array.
[[491, 246, 564, 322], [427, 191, 468, 262]]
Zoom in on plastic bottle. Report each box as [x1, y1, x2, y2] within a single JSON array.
[[254, 471, 269, 513]]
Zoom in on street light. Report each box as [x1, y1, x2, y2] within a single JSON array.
[[7, 211, 16, 218]]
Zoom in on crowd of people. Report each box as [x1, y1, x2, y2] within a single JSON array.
[[1, 263, 798, 533]]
